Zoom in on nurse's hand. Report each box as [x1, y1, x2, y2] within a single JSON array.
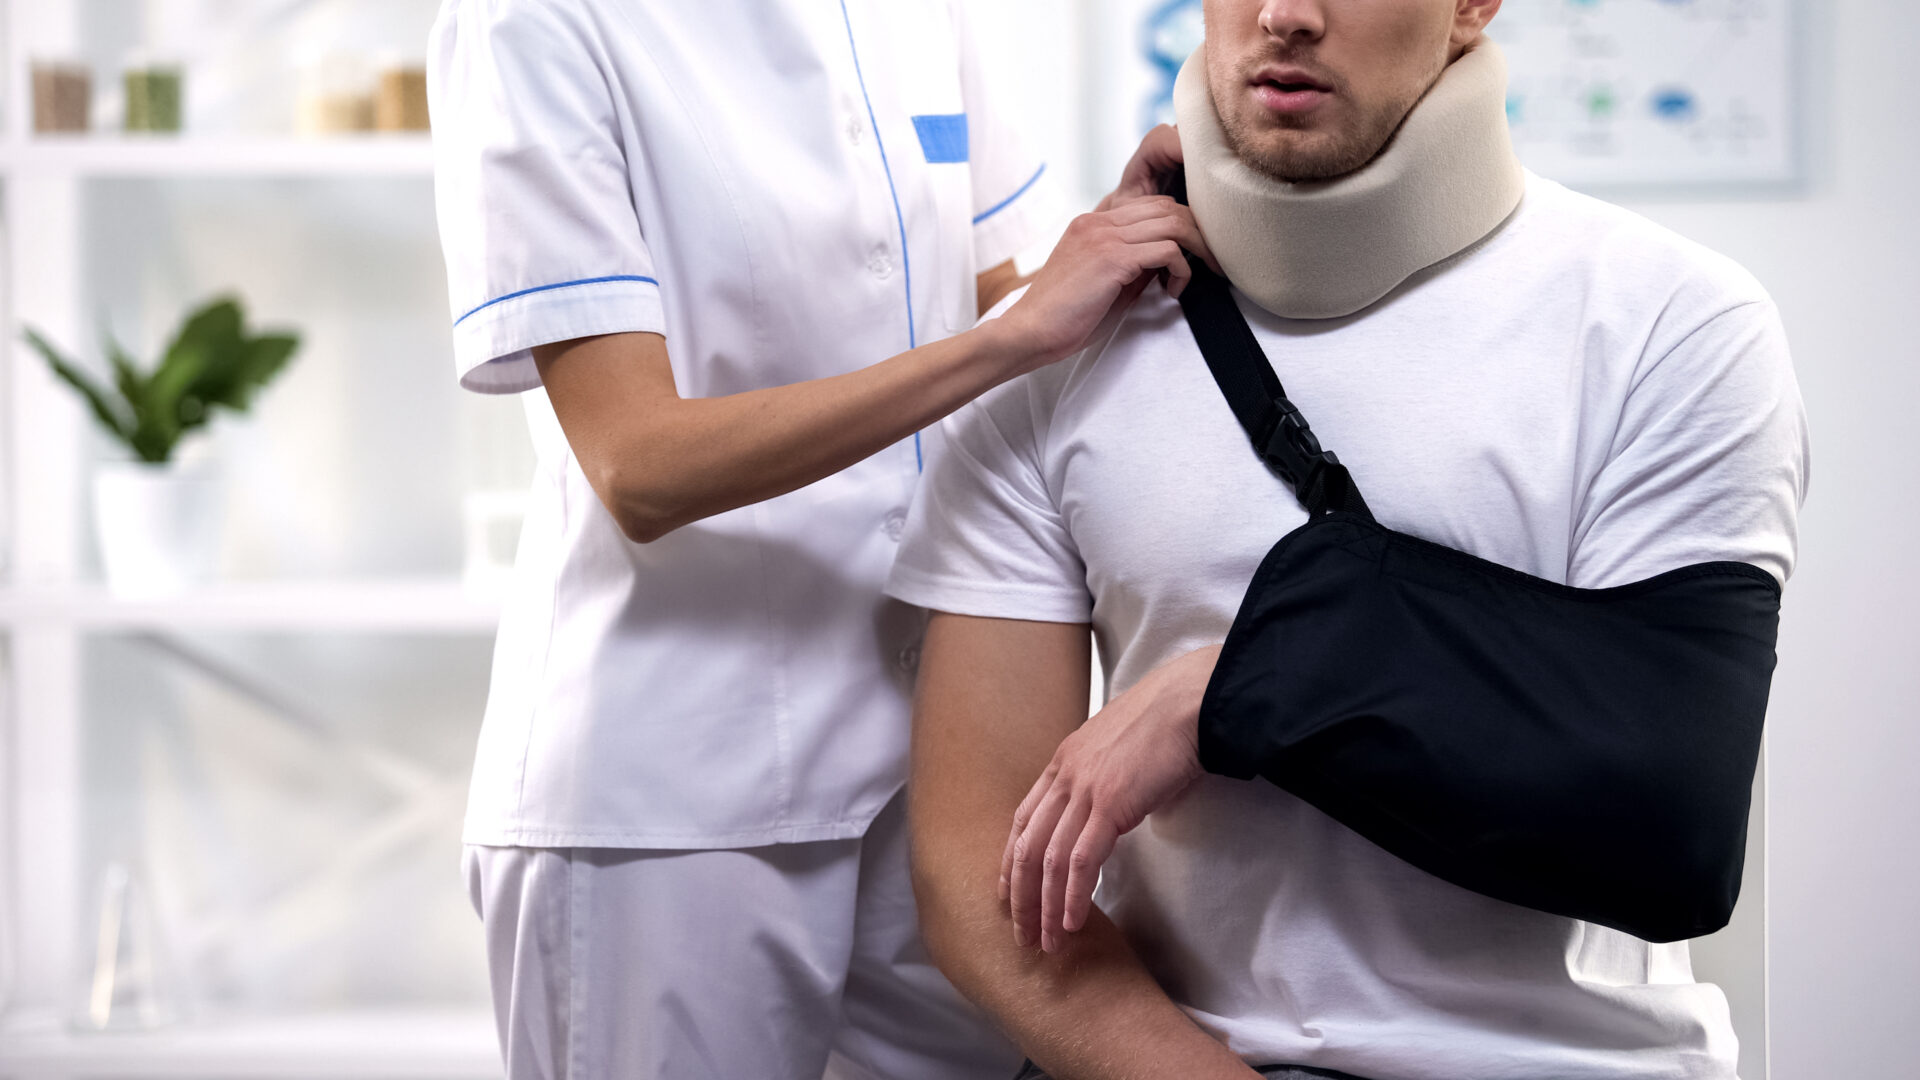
[[992, 196, 1218, 369], [1099, 123, 1186, 212], [1000, 645, 1222, 954]]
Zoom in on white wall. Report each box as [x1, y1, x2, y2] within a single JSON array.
[[1618, 2, 1920, 1075], [989, 0, 1920, 1074]]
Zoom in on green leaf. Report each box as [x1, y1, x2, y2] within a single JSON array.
[[222, 333, 300, 409], [166, 298, 245, 366], [141, 298, 243, 442], [128, 427, 173, 464], [180, 313, 299, 414], [24, 298, 298, 466], [23, 327, 134, 446], [154, 298, 241, 406], [102, 324, 145, 405]]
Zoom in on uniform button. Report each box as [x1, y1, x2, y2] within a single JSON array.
[[883, 509, 908, 542], [846, 112, 865, 144], [897, 643, 921, 675], [868, 248, 894, 279]]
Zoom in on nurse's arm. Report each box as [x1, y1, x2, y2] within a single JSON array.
[[977, 257, 1027, 317], [910, 613, 1260, 1080], [533, 197, 1207, 545]]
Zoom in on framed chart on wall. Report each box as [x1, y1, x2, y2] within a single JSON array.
[[1488, 0, 1801, 187]]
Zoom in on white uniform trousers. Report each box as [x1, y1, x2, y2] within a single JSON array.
[[463, 790, 1021, 1080]]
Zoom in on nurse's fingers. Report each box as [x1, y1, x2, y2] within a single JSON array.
[[1040, 793, 1095, 952], [1009, 785, 1071, 948], [1099, 123, 1183, 212], [1099, 194, 1184, 226], [1063, 815, 1121, 934], [1115, 209, 1222, 278], [1001, 765, 1057, 901], [1153, 242, 1195, 300]]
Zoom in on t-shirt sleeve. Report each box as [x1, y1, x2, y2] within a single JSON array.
[[428, 0, 664, 394], [887, 378, 1092, 623], [953, 2, 1067, 271], [1570, 298, 1811, 589]]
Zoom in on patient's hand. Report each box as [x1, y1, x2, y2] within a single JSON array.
[[1001, 645, 1223, 952]]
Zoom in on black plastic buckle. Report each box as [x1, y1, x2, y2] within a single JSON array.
[[1257, 404, 1322, 484]]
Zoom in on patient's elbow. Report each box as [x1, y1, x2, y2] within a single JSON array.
[[909, 862, 962, 973], [908, 848, 994, 998]]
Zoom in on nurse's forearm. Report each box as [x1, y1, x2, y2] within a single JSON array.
[[533, 314, 1037, 544], [978, 257, 1030, 317], [536, 202, 1206, 543]]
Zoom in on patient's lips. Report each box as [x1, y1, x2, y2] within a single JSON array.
[[1250, 64, 1334, 115]]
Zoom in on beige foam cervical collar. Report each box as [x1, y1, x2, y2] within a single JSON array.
[[1174, 38, 1527, 320]]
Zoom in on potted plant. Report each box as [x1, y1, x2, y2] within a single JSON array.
[[27, 297, 300, 595]]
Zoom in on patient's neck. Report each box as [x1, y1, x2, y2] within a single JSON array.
[[1174, 38, 1527, 321]]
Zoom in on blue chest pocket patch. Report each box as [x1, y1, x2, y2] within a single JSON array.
[[912, 114, 970, 164]]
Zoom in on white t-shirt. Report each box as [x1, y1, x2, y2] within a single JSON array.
[[429, 0, 1060, 847], [887, 174, 1809, 1080]]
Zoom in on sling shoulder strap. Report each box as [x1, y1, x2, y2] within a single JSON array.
[[1174, 255, 1373, 521], [1162, 171, 1371, 521]]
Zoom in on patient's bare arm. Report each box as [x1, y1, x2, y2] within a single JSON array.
[[910, 614, 1258, 1080]]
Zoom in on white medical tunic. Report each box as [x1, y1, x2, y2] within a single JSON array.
[[429, 0, 1059, 848]]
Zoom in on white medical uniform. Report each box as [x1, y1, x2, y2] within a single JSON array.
[[428, 0, 1059, 1074]]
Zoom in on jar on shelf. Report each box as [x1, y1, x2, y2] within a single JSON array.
[[296, 53, 377, 136], [124, 63, 186, 133], [374, 56, 430, 133], [32, 60, 93, 133]]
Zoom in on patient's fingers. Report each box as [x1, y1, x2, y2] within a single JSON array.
[[1009, 783, 1070, 949], [1064, 815, 1121, 934], [1041, 794, 1094, 952], [1001, 763, 1056, 901]]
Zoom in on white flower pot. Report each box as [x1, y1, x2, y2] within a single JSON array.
[[92, 460, 223, 596]]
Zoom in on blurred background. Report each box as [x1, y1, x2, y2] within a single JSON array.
[[0, 0, 1913, 1078]]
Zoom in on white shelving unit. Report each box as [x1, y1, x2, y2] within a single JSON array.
[[0, 134, 435, 178], [0, 1009, 498, 1079], [0, 5, 499, 1078], [0, 580, 498, 634]]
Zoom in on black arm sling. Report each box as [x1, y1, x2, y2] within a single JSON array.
[[1171, 218, 1782, 944]]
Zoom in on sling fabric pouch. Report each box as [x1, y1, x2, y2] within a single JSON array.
[[1177, 258, 1781, 944]]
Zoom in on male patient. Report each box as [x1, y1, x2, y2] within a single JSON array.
[[885, 1, 1808, 1078]]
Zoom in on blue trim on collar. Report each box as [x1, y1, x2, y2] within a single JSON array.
[[455, 275, 658, 327], [973, 163, 1047, 226]]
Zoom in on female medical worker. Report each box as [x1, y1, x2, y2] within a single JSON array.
[[427, 2, 1205, 1078]]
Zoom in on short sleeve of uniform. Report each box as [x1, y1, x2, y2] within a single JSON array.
[[1571, 297, 1810, 588], [953, 1, 1067, 271], [887, 375, 1091, 623], [428, 0, 663, 394]]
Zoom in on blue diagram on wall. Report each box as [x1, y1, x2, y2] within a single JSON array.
[[1488, 0, 1797, 185], [1142, 0, 1203, 132]]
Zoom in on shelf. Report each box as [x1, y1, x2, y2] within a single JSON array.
[[0, 1008, 499, 1079], [0, 578, 502, 633], [0, 135, 435, 178]]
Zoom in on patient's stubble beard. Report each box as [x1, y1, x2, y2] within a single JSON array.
[[1217, 61, 1437, 184]]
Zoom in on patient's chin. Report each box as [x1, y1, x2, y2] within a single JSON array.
[[1222, 106, 1408, 184], [1237, 130, 1387, 184]]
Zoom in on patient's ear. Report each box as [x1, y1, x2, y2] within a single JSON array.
[[1452, 0, 1504, 48]]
